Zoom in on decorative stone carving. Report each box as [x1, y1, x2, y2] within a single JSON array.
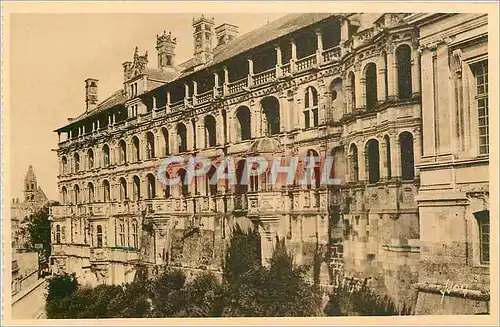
[[452, 49, 463, 77]]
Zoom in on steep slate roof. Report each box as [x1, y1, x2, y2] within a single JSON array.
[[57, 13, 341, 132], [180, 13, 338, 74], [145, 67, 180, 81], [55, 89, 127, 132]]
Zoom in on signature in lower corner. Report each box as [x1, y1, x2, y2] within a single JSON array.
[[440, 279, 468, 304]]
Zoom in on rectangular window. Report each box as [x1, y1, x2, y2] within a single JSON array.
[[479, 218, 489, 264], [474, 61, 489, 155], [432, 54, 440, 149], [312, 108, 319, 127], [474, 210, 489, 265], [304, 111, 310, 129]]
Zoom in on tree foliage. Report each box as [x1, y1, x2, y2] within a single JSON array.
[[26, 204, 53, 260], [45, 224, 411, 318], [323, 278, 413, 316]]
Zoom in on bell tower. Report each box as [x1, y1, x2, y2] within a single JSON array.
[[193, 15, 215, 65], [24, 165, 37, 202]]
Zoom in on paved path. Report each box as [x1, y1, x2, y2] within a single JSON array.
[[11, 278, 47, 320]]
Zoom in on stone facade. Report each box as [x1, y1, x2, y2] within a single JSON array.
[[406, 13, 490, 315], [49, 13, 489, 314]]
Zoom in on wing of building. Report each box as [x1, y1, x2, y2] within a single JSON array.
[[50, 12, 489, 315]]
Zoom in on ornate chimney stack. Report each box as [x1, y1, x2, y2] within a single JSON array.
[[193, 15, 215, 65], [122, 61, 132, 83], [156, 30, 177, 71], [85, 78, 99, 112], [215, 23, 239, 47]]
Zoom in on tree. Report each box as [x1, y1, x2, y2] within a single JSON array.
[[222, 234, 321, 317], [323, 278, 413, 316], [150, 269, 186, 317], [223, 225, 261, 283], [175, 273, 225, 317], [26, 204, 53, 261], [260, 239, 321, 316], [45, 273, 79, 318]]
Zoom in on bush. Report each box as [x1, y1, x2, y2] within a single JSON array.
[[323, 278, 413, 316], [46, 273, 78, 302], [222, 237, 321, 317]]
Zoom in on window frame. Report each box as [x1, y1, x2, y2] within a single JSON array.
[[303, 86, 319, 129], [472, 60, 489, 155]]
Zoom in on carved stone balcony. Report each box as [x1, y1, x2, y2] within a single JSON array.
[[89, 247, 139, 263]]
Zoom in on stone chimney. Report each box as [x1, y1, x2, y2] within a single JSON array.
[[215, 23, 239, 47], [193, 15, 215, 65], [122, 61, 132, 83], [156, 31, 177, 71], [85, 78, 99, 112]]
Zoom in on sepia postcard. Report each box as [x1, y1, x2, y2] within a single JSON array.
[[1, 1, 499, 326]]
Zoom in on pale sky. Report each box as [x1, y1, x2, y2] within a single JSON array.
[[10, 13, 286, 201]]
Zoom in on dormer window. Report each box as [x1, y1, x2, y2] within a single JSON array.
[[131, 82, 138, 97]]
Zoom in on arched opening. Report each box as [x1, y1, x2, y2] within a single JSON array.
[[102, 144, 110, 167], [206, 165, 218, 196], [61, 186, 68, 204], [235, 160, 249, 194], [382, 51, 388, 101], [147, 173, 156, 199], [119, 140, 127, 164], [366, 139, 380, 183], [96, 225, 103, 248], [88, 182, 95, 203], [349, 144, 359, 182], [177, 123, 187, 153], [102, 180, 111, 202], [204, 115, 217, 148], [132, 220, 139, 249], [87, 149, 94, 169], [133, 175, 141, 201], [162, 127, 169, 156], [306, 149, 321, 190], [146, 132, 155, 159], [348, 72, 356, 113], [222, 109, 228, 144], [55, 225, 61, 244], [400, 132, 415, 180], [236, 106, 251, 141], [304, 86, 319, 128], [132, 136, 140, 162], [74, 185, 80, 204], [249, 161, 259, 192], [261, 97, 280, 136], [178, 169, 189, 197], [119, 178, 127, 201], [164, 171, 171, 198], [365, 63, 378, 110], [62, 156, 68, 175], [384, 135, 392, 179], [330, 78, 344, 119], [118, 222, 125, 247], [74, 153, 80, 172], [396, 44, 412, 100], [191, 119, 197, 150]]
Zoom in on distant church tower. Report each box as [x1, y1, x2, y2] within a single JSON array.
[[24, 165, 38, 202]]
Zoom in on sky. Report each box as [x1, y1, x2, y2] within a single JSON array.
[[10, 13, 286, 201]]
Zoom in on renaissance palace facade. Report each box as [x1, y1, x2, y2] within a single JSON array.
[[50, 13, 490, 314]]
